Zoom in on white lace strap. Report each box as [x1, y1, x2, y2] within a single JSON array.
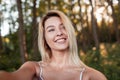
[[39, 63, 44, 80], [80, 68, 85, 80]]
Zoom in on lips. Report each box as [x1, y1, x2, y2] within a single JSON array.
[[54, 37, 67, 43]]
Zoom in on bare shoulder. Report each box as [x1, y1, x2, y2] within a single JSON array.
[[20, 61, 39, 69], [20, 61, 41, 74], [13, 61, 40, 80], [84, 67, 107, 80]]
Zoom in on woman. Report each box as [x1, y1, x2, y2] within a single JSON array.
[[0, 10, 107, 80]]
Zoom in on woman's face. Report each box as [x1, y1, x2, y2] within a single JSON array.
[[44, 16, 69, 51]]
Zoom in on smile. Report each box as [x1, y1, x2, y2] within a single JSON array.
[[55, 38, 67, 43]]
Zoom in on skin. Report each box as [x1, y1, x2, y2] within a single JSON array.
[[0, 16, 107, 80], [44, 16, 69, 66]]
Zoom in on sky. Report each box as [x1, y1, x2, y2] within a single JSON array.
[[0, 0, 119, 36], [0, 0, 17, 36]]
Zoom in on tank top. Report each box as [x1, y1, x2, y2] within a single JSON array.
[[39, 66, 85, 80]]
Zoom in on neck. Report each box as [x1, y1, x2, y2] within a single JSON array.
[[50, 50, 70, 68]]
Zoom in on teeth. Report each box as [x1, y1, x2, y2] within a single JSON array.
[[56, 39, 65, 42]]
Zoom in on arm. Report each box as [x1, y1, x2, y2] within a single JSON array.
[[0, 71, 14, 80], [0, 61, 37, 80]]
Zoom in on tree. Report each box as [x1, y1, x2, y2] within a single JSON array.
[[77, 0, 88, 52], [16, 0, 28, 63], [47, 0, 51, 10], [0, 11, 3, 54], [107, 0, 120, 43], [89, 0, 99, 49], [0, 26, 3, 54], [118, 0, 120, 12], [31, 0, 39, 60]]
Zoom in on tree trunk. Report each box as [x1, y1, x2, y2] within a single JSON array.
[[47, 0, 51, 10], [0, 30, 3, 54], [31, 0, 39, 60], [107, 0, 120, 43], [0, 12, 3, 54], [118, 0, 120, 12], [78, 0, 87, 52], [0, 15, 3, 54], [89, 0, 99, 49], [16, 0, 28, 63]]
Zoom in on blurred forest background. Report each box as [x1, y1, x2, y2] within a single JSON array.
[[0, 0, 120, 80]]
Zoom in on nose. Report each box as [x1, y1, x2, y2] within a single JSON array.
[[56, 29, 63, 36]]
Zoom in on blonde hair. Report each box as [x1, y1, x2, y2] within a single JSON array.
[[38, 10, 85, 67]]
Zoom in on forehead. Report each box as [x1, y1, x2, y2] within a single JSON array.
[[44, 16, 62, 28]]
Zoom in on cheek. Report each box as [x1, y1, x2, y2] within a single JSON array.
[[45, 33, 53, 45]]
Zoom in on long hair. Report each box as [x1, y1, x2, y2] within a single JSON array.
[[38, 10, 85, 67]]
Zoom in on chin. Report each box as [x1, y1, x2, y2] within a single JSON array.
[[54, 46, 69, 51]]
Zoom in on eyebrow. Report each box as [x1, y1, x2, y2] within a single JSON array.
[[45, 25, 55, 30], [45, 23, 63, 30]]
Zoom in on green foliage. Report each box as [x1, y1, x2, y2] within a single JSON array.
[[0, 53, 21, 72], [80, 43, 120, 80], [0, 32, 21, 71]]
